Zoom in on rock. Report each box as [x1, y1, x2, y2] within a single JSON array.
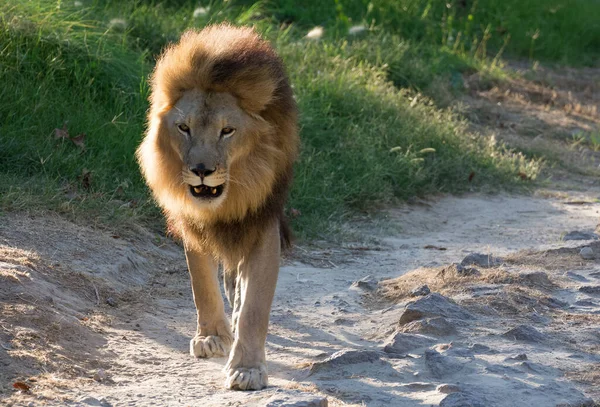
[[264, 391, 328, 407], [506, 353, 527, 361], [460, 253, 503, 268], [333, 318, 354, 326], [105, 297, 117, 307], [310, 349, 380, 373], [468, 343, 493, 354], [565, 271, 588, 282], [350, 275, 377, 291], [485, 364, 522, 375], [580, 247, 594, 260], [76, 397, 112, 407], [424, 349, 465, 379], [399, 293, 473, 325], [410, 284, 431, 297], [574, 299, 596, 307], [438, 263, 480, 277], [521, 271, 552, 287], [440, 391, 487, 407], [402, 382, 436, 391], [92, 369, 106, 382], [437, 384, 462, 394], [563, 231, 598, 241], [579, 285, 600, 295], [502, 325, 546, 343], [383, 332, 436, 354], [529, 312, 551, 325], [542, 296, 568, 309], [445, 347, 473, 358], [401, 317, 457, 336]]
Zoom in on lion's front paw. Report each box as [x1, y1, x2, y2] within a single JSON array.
[[190, 334, 231, 358], [225, 365, 268, 391]]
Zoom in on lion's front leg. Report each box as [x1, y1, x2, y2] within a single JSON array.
[[185, 245, 233, 358], [225, 221, 280, 391]]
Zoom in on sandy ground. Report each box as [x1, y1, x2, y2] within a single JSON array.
[[1, 189, 600, 407]]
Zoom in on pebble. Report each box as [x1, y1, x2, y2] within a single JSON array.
[[399, 293, 473, 325], [383, 332, 436, 354], [506, 353, 528, 361], [400, 317, 457, 336], [350, 275, 378, 291], [437, 384, 462, 394], [579, 285, 600, 295], [410, 284, 431, 297], [440, 391, 487, 407], [310, 349, 380, 373], [438, 263, 480, 277], [521, 271, 552, 287], [76, 397, 112, 407], [502, 325, 546, 343], [565, 271, 588, 282], [93, 369, 106, 382], [460, 253, 503, 268], [106, 297, 117, 307], [468, 343, 493, 354], [402, 382, 436, 391], [264, 391, 328, 407], [563, 231, 598, 241], [424, 349, 466, 379], [580, 247, 594, 260]]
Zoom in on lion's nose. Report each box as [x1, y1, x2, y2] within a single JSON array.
[[190, 164, 215, 178]]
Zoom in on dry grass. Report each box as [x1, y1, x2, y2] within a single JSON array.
[[378, 264, 522, 303], [461, 66, 600, 179], [566, 366, 600, 400], [504, 242, 600, 271]]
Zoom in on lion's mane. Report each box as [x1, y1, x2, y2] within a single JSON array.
[[137, 24, 298, 264]]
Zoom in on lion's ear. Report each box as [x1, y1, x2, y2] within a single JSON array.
[[209, 48, 282, 114], [233, 77, 277, 114]]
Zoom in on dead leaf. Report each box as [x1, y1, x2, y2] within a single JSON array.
[[291, 208, 301, 217], [468, 171, 475, 182], [518, 172, 529, 180], [424, 245, 447, 251], [79, 169, 92, 190], [71, 133, 86, 150], [54, 122, 69, 140], [13, 381, 30, 392]]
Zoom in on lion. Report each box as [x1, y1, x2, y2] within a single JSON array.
[[136, 24, 298, 390]]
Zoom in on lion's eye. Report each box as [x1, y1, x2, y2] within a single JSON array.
[[221, 127, 235, 138], [177, 123, 190, 134]]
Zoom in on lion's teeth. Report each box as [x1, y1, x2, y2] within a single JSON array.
[[194, 187, 201, 193], [211, 188, 217, 195]]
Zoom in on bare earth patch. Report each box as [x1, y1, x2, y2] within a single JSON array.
[[2, 191, 600, 406], [463, 65, 600, 178]]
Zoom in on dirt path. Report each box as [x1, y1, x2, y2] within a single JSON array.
[[2, 190, 600, 407], [2, 64, 600, 407]]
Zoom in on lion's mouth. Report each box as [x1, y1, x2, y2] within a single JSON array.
[[189, 184, 225, 199]]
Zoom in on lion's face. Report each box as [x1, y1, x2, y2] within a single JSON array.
[[164, 89, 256, 207]]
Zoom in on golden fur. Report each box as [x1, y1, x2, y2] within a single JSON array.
[[136, 24, 298, 390]]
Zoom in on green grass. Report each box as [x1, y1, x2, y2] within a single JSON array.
[[3, 0, 596, 237]]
